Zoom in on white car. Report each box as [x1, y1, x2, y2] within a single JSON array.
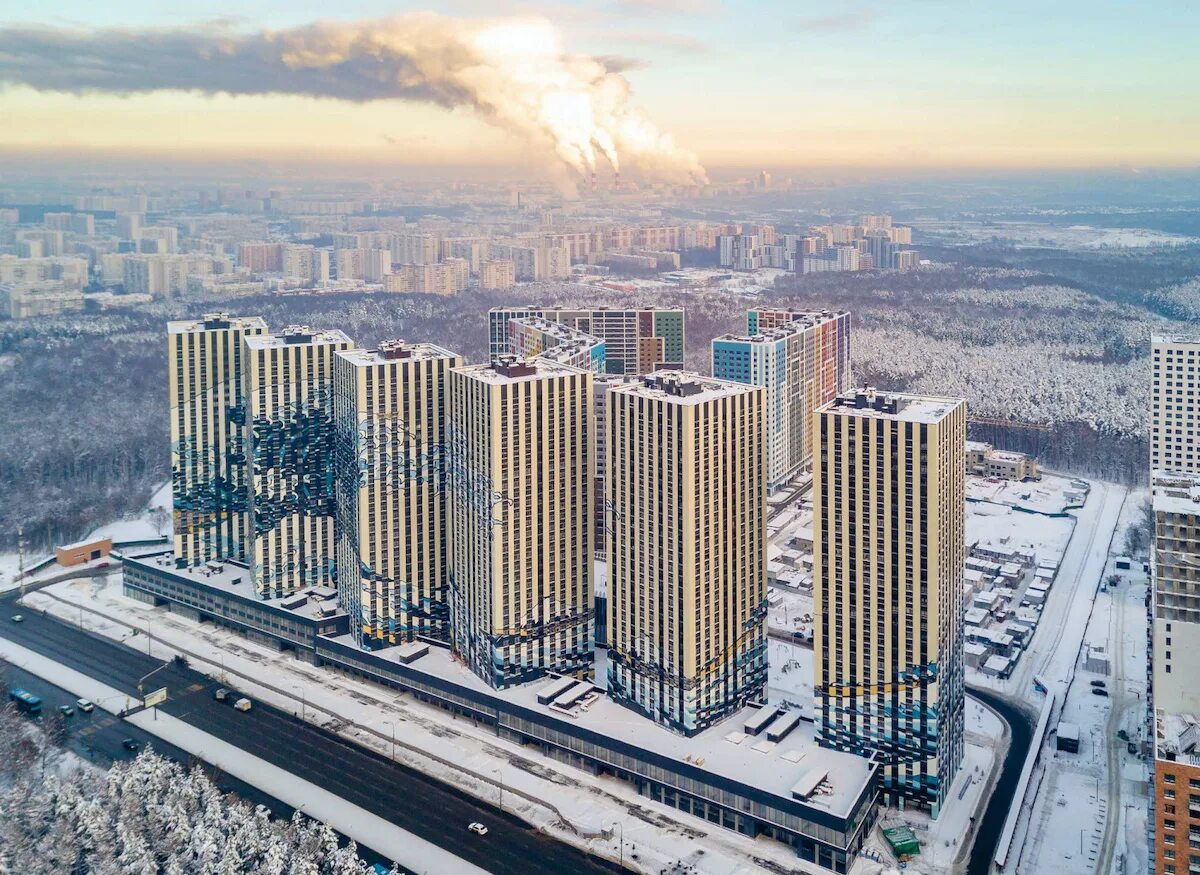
[[234, 698, 252, 712], [10, 614, 23, 623], [467, 822, 488, 836], [76, 699, 95, 713]]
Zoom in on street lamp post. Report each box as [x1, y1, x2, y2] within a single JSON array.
[[494, 767, 504, 812], [382, 721, 396, 761], [292, 685, 306, 722], [608, 821, 624, 867]]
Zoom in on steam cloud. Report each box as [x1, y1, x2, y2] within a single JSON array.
[[0, 14, 707, 183]]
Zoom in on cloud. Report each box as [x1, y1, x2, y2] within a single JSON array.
[[603, 30, 713, 53], [612, 0, 720, 15], [793, 4, 879, 32], [0, 14, 707, 183]]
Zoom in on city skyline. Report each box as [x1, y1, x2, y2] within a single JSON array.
[[1, 2, 1197, 174]]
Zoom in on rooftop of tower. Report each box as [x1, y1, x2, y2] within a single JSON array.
[[335, 340, 458, 367], [1151, 333, 1200, 346], [456, 354, 588, 384], [167, 312, 268, 334], [1152, 469, 1200, 516], [244, 325, 353, 349], [613, 370, 760, 405], [823, 386, 963, 424]]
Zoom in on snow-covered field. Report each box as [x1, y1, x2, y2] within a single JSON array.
[[913, 219, 1199, 250], [967, 472, 1085, 515]]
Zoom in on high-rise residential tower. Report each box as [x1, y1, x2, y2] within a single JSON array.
[[1151, 335, 1200, 474], [1148, 334, 1200, 872], [168, 313, 268, 567], [243, 325, 355, 598], [446, 356, 594, 688], [488, 306, 684, 375], [606, 371, 768, 735], [813, 388, 966, 815], [333, 340, 461, 647], [712, 310, 851, 491]]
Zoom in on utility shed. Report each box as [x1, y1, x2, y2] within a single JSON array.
[[790, 768, 829, 800], [883, 825, 920, 858], [766, 710, 802, 742], [1056, 721, 1080, 753], [537, 675, 578, 705], [743, 705, 779, 736]]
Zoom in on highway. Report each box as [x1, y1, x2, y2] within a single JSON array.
[[0, 588, 626, 875]]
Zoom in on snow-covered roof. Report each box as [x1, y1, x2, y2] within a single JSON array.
[[353, 637, 875, 817], [1152, 470, 1200, 516]]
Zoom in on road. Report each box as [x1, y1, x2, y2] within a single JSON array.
[[0, 589, 626, 875], [964, 689, 1035, 875], [1095, 568, 1130, 875]]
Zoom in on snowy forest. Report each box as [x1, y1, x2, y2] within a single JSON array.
[[0, 699, 394, 874], [2, 252, 1195, 552]]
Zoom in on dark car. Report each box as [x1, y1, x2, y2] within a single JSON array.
[[1090, 680, 1106, 688], [122, 738, 140, 751], [1091, 687, 1109, 697]]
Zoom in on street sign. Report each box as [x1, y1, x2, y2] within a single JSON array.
[[144, 687, 167, 708]]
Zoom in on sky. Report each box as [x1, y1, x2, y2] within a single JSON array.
[[0, 0, 1197, 177]]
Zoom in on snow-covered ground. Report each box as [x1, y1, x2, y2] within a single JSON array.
[[23, 573, 859, 875], [980, 479, 1150, 875], [913, 219, 1200, 250], [0, 481, 171, 592], [84, 481, 172, 543], [967, 472, 1085, 515]]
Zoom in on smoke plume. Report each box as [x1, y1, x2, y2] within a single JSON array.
[[0, 14, 707, 183]]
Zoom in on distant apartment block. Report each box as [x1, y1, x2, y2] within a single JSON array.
[[488, 306, 684, 375], [0, 283, 85, 319], [336, 248, 392, 282], [606, 372, 768, 734], [479, 258, 516, 290], [718, 234, 762, 271], [383, 260, 468, 295], [713, 310, 851, 490], [446, 356, 594, 689], [333, 341, 461, 647], [168, 313, 268, 566], [243, 326, 355, 597], [814, 388, 967, 816], [507, 316, 606, 372]]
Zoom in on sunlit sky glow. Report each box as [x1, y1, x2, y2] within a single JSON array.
[[1, 0, 1197, 173]]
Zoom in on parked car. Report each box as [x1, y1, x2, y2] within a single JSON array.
[[234, 698, 252, 712], [1090, 680, 1106, 688], [214, 688, 230, 702], [467, 823, 488, 836], [57, 704, 74, 717], [10, 615, 23, 623], [1091, 687, 1110, 697], [122, 739, 140, 752], [76, 699, 94, 713]]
